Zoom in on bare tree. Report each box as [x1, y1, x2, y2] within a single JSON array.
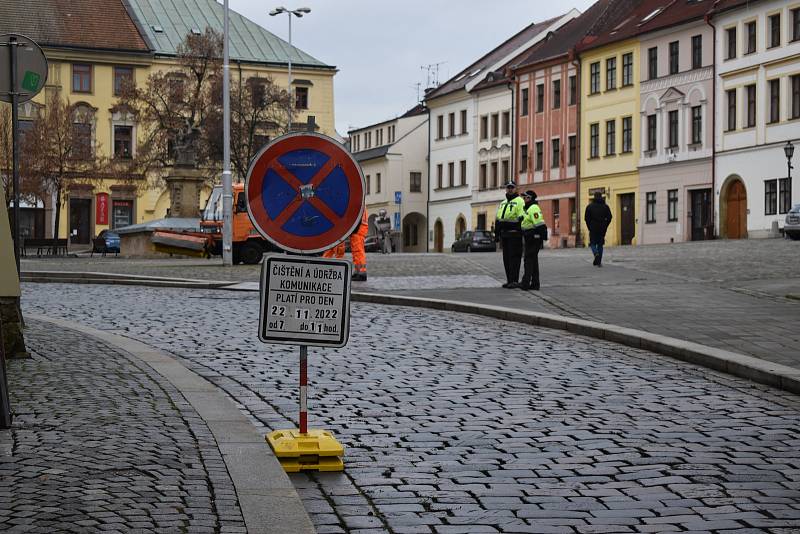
[[21, 92, 106, 244], [0, 105, 11, 207]]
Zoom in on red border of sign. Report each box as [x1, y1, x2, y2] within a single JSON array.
[[245, 132, 365, 254]]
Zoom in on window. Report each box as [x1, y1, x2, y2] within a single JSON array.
[[491, 113, 499, 138], [605, 119, 615, 155], [780, 178, 792, 213], [793, 8, 800, 42], [535, 141, 544, 171], [622, 116, 632, 153], [113, 125, 133, 159], [606, 57, 616, 90], [72, 64, 92, 93], [479, 163, 487, 189], [769, 13, 781, 48], [692, 35, 702, 69], [460, 109, 468, 134], [648, 47, 658, 79], [647, 114, 657, 152], [792, 75, 800, 119], [502, 159, 510, 182], [490, 161, 498, 188], [764, 179, 777, 215], [769, 79, 780, 123], [113, 66, 133, 96], [691, 106, 702, 145], [668, 110, 678, 148], [746, 84, 756, 127], [569, 75, 577, 104], [448, 112, 455, 137], [366, 174, 371, 194], [376, 172, 381, 193], [502, 111, 510, 136], [726, 27, 737, 59], [726, 89, 737, 131], [568, 135, 576, 166], [112, 200, 133, 229], [536, 84, 544, 112], [646, 192, 656, 223], [480, 116, 488, 140], [72, 123, 92, 159], [622, 53, 633, 86], [436, 115, 443, 139], [553, 79, 561, 109], [294, 87, 309, 109], [552, 200, 560, 232], [746, 21, 757, 54], [410, 172, 422, 193], [590, 62, 600, 94], [669, 41, 679, 75], [590, 123, 599, 158], [448, 162, 454, 187], [521, 88, 529, 116], [520, 144, 528, 172], [551, 139, 560, 169], [460, 160, 467, 186], [667, 189, 678, 222], [435, 165, 442, 189]]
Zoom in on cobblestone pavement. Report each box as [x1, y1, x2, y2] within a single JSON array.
[[21, 239, 800, 369], [0, 320, 246, 533], [21, 283, 800, 533]]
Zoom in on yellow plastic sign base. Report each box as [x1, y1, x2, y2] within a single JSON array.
[[278, 455, 344, 473], [266, 429, 345, 473]]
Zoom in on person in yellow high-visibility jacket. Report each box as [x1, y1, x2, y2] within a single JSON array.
[[520, 190, 547, 290], [495, 181, 525, 288]]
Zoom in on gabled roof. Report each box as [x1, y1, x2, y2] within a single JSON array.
[[424, 14, 568, 101], [577, 0, 718, 53], [400, 103, 427, 118], [0, 0, 150, 53], [353, 145, 391, 162], [124, 0, 333, 69]]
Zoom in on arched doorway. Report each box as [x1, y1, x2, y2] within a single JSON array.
[[455, 215, 466, 240], [434, 219, 444, 252], [402, 212, 426, 252], [723, 178, 747, 239]]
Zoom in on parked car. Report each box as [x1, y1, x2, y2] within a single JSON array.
[[93, 230, 120, 253], [785, 204, 800, 240], [451, 230, 496, 252]]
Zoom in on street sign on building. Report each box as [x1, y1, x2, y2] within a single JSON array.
[[258, 255, 352, 348], [394, 191, 402, 204], [245, 132, 365, 254], [394, 212, 400, 230]]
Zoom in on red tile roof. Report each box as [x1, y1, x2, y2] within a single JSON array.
[[0, 0, 149, 52]]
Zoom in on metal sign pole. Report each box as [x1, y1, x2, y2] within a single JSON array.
[[9, 36, 20, 277], [299, 344, 307, 434]]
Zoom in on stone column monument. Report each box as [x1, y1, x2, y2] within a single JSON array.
[[164, 126, 206, 218]]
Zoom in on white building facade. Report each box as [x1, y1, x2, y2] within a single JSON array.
[[638, 18, 715, 244], [349, 106, 429, 252], [714, 0, 800, 238]]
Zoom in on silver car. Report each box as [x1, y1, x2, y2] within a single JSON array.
[[785, 204, 800, 240]]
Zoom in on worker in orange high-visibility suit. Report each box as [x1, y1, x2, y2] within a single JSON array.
[[323, 210, 369, 281]]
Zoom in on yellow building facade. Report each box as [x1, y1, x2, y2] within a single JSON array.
[[580, 39, 641, 246]]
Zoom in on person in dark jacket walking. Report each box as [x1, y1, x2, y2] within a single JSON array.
[[584, 192, 612, 267]]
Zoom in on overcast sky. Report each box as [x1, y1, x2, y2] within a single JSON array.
[[230, 0, 596, 136]]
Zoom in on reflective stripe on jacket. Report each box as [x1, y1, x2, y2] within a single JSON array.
[[521, 203, 545, 231]]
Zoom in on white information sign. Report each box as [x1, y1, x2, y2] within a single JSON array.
[[258, 255, 352, 347]]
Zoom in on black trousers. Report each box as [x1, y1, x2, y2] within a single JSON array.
[[522, 232, 542, 289], [501, 233, 523, 284]]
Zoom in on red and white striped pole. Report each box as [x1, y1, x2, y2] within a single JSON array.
[[299, 345, 308, 434]]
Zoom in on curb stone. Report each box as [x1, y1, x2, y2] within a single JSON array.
[[21, 271, 800, 395], [26, 313, 316, 534]]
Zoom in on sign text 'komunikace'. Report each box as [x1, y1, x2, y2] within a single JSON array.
[[258, 255, 351, 348]]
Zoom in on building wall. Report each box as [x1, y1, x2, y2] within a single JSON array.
[[580, 39, 641, 246], [427, 92, 475, 250], [714, 0, 800, 237], [638, 19, 714, 244]]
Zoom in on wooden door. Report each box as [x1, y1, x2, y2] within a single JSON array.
[[726, 181, 747, 239], [69, 198, 92, 244], [434, 220, 443, 252], [619, 193, 635, 245]]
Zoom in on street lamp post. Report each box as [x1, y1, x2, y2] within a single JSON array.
[[221, 0, 233, 266], [785, 140, 795, 206], [269, 6, 311, 132]]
